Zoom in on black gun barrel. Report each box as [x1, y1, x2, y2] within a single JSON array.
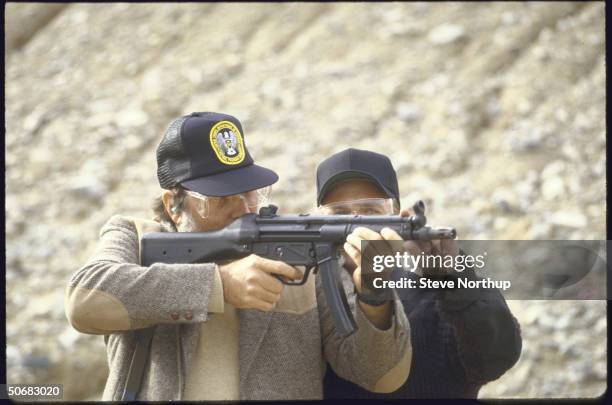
[[141, 203, 456, 337], [412, 227, 457, 240]]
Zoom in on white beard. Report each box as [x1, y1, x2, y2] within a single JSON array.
[[176, 211, 200, 232]]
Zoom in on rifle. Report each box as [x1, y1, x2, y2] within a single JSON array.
[[141, 200, 456, 336], [124, 201, 455, 399]]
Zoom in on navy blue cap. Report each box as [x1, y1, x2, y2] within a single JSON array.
[[156, 112, 278, 196], [316, 148, 400, 205]]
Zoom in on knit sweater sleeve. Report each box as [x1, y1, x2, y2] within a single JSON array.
[[65, 215, 222, 334], [318, 268, 412, 394]]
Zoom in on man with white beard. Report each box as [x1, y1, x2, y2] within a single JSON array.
[[65, 113, 412, 401]]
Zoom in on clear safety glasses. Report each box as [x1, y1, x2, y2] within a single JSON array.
[[317, 197, 398, 216], [184, 186, 271, 218]]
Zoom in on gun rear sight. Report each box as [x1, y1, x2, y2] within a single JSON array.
[[258, 200, 430, 223]]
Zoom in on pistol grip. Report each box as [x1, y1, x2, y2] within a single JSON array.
[[318, 256, 357, 336]]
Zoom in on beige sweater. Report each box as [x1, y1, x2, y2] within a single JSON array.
[[184, 302, 240, 400]]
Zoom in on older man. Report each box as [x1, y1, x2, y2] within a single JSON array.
[[65, 113, 412, 400], [319, 148, 522, 398]]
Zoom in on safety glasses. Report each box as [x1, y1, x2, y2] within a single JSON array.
[[317, 198, 398, 216], [184, 186, 271, 218]]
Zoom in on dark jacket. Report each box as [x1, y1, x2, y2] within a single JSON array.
[[324, 269, 522, 398]]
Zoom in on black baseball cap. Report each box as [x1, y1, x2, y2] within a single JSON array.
[[316, 148, 400, 205], [156, 112, 278, 196]]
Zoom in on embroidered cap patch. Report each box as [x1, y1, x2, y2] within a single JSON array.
[[209, 120, 246, 165]]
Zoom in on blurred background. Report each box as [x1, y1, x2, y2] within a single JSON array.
[[5, 2, 606, 400]]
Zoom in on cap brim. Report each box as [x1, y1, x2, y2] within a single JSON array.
[[318, 170, 396, 205], [181, 164, 278, 197]]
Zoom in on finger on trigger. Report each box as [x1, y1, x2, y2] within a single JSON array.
[[258, 257, 301, 280]]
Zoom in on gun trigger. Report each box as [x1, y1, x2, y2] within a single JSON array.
[[274, 267, 312, 286]]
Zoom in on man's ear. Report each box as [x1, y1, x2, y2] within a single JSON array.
[[161, 190, 182, 225]]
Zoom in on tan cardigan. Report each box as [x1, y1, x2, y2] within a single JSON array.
[[65, 215, 412, 400]]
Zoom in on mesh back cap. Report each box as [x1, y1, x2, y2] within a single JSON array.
[[156, 112, 278, 196]]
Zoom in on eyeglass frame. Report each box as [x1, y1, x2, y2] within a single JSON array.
[[316, 197, 399, 216], [181, 186, 271, 219]]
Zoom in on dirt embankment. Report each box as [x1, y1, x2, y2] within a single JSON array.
[[5, 2, 605, 400]]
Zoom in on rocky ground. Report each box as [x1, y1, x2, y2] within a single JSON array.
[[5, 2, 606, 400]]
